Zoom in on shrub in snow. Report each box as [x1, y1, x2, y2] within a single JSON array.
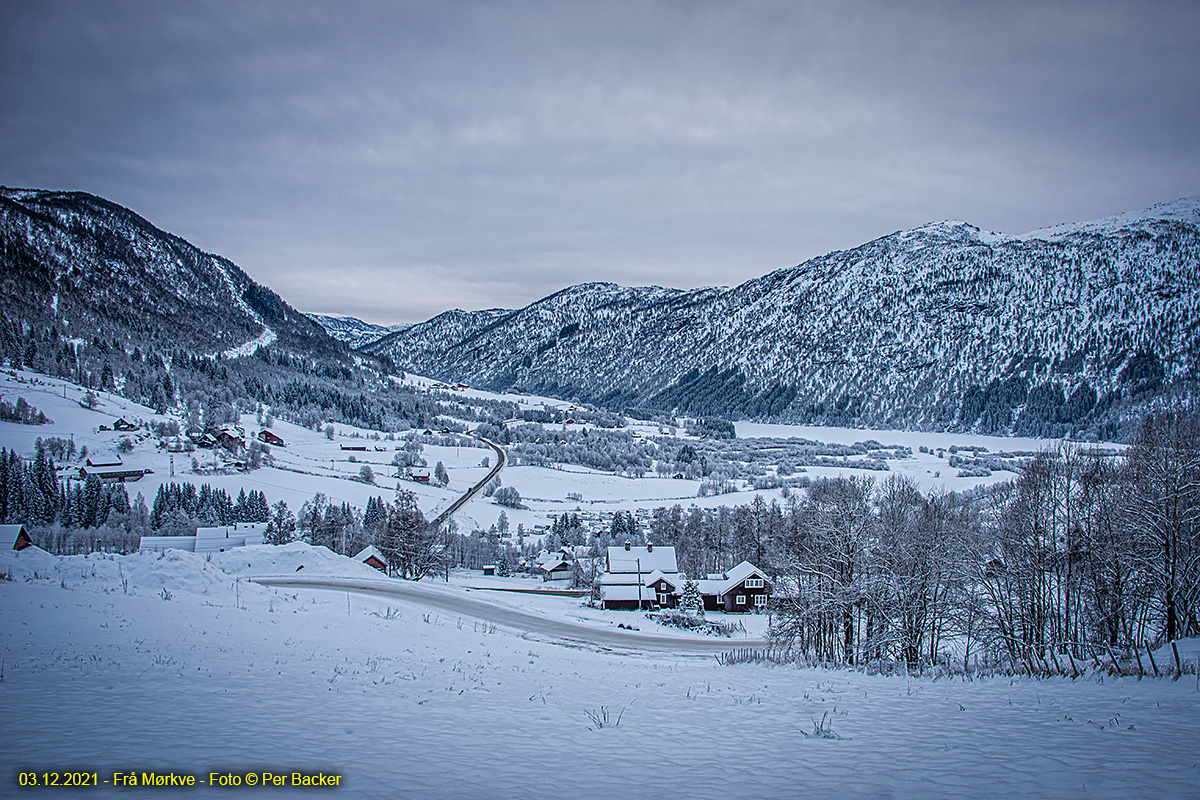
[[493, 486, 522, 508], [651, 609, 744, 637]]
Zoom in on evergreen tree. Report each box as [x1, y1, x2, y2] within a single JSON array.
[[265, 501, 296, 545], [680, 579, 704, 616]]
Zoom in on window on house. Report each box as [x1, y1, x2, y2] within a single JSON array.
[[745, 578, 763, 588], [754, 594, 767, 606], [735, 595, 746, 605]]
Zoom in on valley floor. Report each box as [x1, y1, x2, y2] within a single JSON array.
[[3, 545, 1199, 799]]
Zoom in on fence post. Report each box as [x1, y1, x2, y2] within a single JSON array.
[[1146, 643, 1160, 677], [1103, 641, 1121, 676]]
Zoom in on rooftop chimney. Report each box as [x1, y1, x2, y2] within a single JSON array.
[[624, 541, 631, 550], [647, 542, 653, 552]]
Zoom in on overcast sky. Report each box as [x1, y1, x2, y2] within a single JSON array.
[[3, 1, 1198, 324]]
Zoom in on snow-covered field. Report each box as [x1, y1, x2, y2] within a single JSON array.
[[734, 421, 1098, 493], [2, 367, 1091, 536], [3, 544, 1199, 799]]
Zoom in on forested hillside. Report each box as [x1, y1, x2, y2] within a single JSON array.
[[367, 198, 1200, 440]]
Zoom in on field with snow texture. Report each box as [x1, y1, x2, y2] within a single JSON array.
[[2, 368, 1105, 537], [3, 545, 1199, 800]]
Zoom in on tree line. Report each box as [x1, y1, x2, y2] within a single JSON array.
[[636, 411, 1199, 669]]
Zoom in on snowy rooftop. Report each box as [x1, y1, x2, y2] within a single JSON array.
[[696, 561, 769, 597], [606, 545, 677, 574]]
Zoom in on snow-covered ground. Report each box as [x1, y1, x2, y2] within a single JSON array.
[[3, 544, 1199, 799], [735, 421, 1111, 493], [3, 367, 1093, 536]]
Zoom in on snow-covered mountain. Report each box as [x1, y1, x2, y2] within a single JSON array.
[[0, 187, 339, 359], [368, 306, 513, 356], [307, 313, 407, 349], [365, 197, 1200, 439]]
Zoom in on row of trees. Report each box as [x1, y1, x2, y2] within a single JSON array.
[[150, 483, 270, 531], [762, 412, 1199, 668], [287, 490, 441, 580], [584, 412, 1197, 668]]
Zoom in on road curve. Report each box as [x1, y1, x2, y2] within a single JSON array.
[[251, 574, 770, 655]]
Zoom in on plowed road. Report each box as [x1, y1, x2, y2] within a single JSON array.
[[251, 575, 770, 654]]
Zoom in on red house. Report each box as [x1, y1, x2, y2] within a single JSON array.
[[696, 561, 772, 613], [257, 430, 286, 446]]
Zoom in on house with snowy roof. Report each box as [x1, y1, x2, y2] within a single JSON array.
[[215, 425, 246, 453], [257, 429, 286, 447], [86, 456, 124, 467], [538, 557, 573, 582], [601, 542, 682, 610], [695, 561, 772, 613], [79, 463, 151, 482], [534, 547, 583, 581]]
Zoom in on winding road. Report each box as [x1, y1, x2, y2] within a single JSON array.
[[250, 574, 770, 654], [428, 435, 506, 528], [262, 433, 770, 654]]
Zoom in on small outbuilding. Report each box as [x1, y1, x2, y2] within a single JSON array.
[[354, 545, 390, 574], [0, 524, 34, 551]]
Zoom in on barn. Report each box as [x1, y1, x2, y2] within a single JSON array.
[[600, 542, 683, 610]]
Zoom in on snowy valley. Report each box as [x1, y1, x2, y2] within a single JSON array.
[[2, 188, 1200, 798]]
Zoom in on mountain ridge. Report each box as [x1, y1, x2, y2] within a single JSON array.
[[0, 186, 339, 360], [364, 195, 1200, 439]]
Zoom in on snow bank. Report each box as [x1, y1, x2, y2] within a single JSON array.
[[209, 541, 388, 580], [0, 542, 386, 598]]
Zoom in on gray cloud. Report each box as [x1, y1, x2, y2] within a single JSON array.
[[3, 0, 1198, 323]]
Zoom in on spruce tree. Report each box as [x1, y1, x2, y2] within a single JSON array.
[[680, 579, 703, 616]]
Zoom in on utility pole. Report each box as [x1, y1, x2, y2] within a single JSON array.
[[637, 557, 642, 611]]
